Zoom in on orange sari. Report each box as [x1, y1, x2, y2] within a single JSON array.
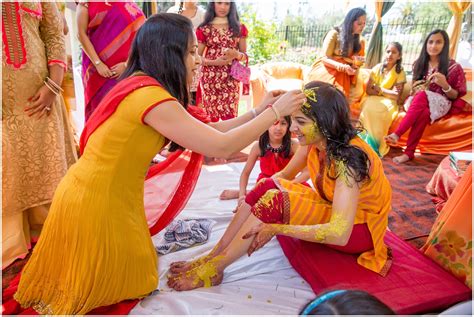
[[277, 137, 392, 275], [307, 29, 365, 97]]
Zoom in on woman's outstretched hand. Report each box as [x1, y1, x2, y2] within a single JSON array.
[[243, 223, 277, 256], [272, 90, 306, 117], [253, 90, 286, 114]]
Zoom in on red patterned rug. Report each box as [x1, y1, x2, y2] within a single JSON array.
[[382, 148, 444, 248]]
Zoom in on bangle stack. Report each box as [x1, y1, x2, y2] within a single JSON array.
[[43, 77, 63, 95]]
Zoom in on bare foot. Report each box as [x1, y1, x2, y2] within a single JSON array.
[[169, 256, 211, 275], [168, 261, 224, 291], [392, 154, 411, 164], [214, 157, 227, 164], [219, 189, 239, 200], [384, 133, 399, 146]]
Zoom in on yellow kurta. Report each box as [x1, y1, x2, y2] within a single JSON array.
[[2, 1, 77, 268], [278, 137, 392, 276], [14, 86, 172, 314], [359, 63, 406, 156]]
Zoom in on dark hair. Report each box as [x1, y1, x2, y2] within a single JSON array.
[[199, 1, 241, 37], [383, 42, 403, 74], [259, 116, 292, 158], [413, 29, 450, 81], [122, 13, 194, 151], [300, 290, 394, 315], [335, 7, 366, 57], [303, 81, 370, 184]]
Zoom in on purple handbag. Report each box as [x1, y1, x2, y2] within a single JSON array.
[[229, 53, 250, 84]]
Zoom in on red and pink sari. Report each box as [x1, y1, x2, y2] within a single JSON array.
[[81, 1, 145, 121]]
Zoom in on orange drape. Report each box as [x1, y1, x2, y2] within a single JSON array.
[[447, 1, 472, 59]]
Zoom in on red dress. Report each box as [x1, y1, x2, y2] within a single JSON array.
[[257, 150, 292, 181], [196, 24, 248, 122]]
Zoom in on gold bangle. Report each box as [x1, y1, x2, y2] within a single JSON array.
[[266, 104, 280, 120], [46, 77, 64, 92], [43, 80, 59, 95]]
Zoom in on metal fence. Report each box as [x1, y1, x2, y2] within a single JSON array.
[[275, 17, 451, 71]]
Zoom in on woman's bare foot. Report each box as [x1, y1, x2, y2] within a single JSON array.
[[393, 154, 411, 164], [384, 133, 399, 146], [169, 255, 212, 275], [167, 260, 224, 291], [219, 189, 239, 200], [214, 157, 227, 164]]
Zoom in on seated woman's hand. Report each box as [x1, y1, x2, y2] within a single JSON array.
[[243, 223, 277, 256], [428, 72, 449, 90], [344, 65, 357, 76], [272, 90, 306, 117]]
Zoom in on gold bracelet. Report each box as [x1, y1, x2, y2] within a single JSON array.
[[46, 77, 64, 92], [43, 80, 59, 95], [266, 104, 280, 121]]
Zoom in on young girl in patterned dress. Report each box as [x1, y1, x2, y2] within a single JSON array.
[[196, 1, 248, 122]]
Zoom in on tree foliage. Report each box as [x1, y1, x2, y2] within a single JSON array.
[[239, 4, 281, 65]]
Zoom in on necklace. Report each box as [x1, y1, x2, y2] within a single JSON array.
[[266, 144, 284, 153]]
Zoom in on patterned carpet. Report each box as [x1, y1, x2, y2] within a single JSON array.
[[382, 148, 444, 247], [2, 147, 445, 291]]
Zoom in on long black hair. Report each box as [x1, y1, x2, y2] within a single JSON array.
[[199, 1, 241, 37], [258, 116, 292, 158], [121, 13, 194, 151], [413, 29, 450, 81], [383, 42, 403, 74], [335, 7, 366, 57], [304, 81, 370, 184]]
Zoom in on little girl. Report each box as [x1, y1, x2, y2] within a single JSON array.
[[220, 116, 308, 211], [196, 1, 248, 121]]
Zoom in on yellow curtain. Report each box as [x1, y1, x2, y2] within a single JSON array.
[[151, 1, 158, 15], [446, 1, 471, 59]]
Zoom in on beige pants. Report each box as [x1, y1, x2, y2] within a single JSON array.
[[2, 204, 49, 269]]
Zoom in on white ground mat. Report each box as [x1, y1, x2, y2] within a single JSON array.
[[131, 162, 315, 315]]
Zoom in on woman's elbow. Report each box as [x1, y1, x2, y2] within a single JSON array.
[[209, 143, 234, 159], [330, 231, 352, 246]]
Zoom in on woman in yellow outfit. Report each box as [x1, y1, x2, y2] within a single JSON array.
[[359, 42, 406, 156], [168, 81, 393, 292], [13, 14, 305, 314]]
